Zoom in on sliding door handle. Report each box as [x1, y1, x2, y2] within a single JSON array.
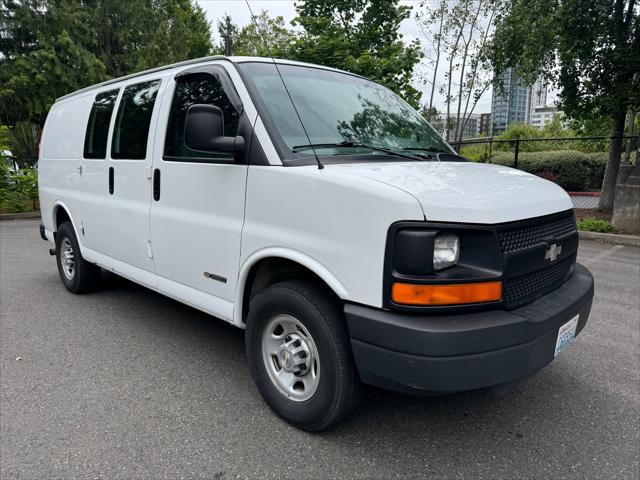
[[108, 167, 114, 195], [153, 168, 161, 201]]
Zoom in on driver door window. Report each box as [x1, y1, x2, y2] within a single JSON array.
[[164, 73, 240, 161]]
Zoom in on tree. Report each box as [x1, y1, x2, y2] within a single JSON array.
[[489, 0, 640, 211], [416, 0, 447, 116], [236, 11, 295, 58], [133, 0, 212, 72], [416, 0, 502, 141], [215, 14, 238, 56], [291, 0, 423, 108], [0, 0, 212, 130], [9, 121, 40, 167], [0, 0, 107, 126]]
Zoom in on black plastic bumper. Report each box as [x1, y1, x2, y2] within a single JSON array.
[[345, 263, 594, 395]]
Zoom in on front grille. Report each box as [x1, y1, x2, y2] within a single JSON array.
[[504, 254, 576, 309], [498, 213, 576, 254]]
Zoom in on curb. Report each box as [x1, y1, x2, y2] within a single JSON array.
[[579, 230, 640, 247], [0, 211, 41, 221], [568, 192, 600, 197]]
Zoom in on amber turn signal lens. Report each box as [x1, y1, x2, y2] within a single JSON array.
[[391, 281, 502, 306]]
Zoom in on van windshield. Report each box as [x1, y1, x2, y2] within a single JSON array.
[[237, 62, 453, 162]]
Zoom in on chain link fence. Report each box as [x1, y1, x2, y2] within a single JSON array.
[[449, 136, 639, 209]]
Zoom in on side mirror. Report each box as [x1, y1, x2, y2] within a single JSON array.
[[184, 104, 245, 160]]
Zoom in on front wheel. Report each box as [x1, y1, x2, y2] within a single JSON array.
[[246, 280, 362, 431]]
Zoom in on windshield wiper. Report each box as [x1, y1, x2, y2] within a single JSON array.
[[292, 141, 424, 161], [401, 146, 451, 154]]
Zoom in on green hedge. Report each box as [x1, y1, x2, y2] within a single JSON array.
[[487, 150, 607, 191]]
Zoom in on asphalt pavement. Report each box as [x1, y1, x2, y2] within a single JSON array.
[[1, 219, 639, 479]]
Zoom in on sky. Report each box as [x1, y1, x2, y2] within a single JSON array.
[[195, 0, 495, 114]]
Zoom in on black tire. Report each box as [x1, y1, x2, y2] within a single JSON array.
[[55, 222, 101, 293], [245, 280, 362, 431]]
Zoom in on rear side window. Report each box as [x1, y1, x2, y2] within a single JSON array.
[[111, 80, 161, 159], [83, 89, 119, 159], [164, 73, 240, 160]]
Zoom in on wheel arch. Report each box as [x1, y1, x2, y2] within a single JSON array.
[[51, 201, 80, 244], [234, 249, 349, 327]]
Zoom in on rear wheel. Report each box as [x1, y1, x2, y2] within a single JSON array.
[[246, 280, 362, 431], [55, 222, 101, 293]]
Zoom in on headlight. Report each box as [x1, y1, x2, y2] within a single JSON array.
[[433, 234, 459, 270]]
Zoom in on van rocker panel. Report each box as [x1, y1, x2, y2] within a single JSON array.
[[345, 263, 594, 395]]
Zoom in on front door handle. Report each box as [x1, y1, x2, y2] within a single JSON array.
[[108, 166, 114, 195], [153, 168, 161, 201]]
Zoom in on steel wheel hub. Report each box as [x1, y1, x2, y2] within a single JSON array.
[[60, 237, 75, 280], [261, 314, 320, 402], [276, 333, 311, 375]]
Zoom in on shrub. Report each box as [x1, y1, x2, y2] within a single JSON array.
[[488, 150, 609, 191], [535, 170, 560, 184], [582, 152, 608, 189], [0, 158, 9, 192], [15, 167, 39, 209], [0, 189, 28, 213], [577, 218, 616, 233], [460, 143, 491, 162], [0, 164, 38, 213]]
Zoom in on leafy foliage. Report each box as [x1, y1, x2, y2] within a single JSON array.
[[233, 11, 295, 58], [488, 0, 640, 210], [0, 0, 212, 128], [291, 0, 423, 108], [577, 217, 616, 233], [0, 166, 38, 213], [215, 4, 424, 108], [8, 122, 40, 166], [489, 150, 606, 191], [490, 0, 639, 121], [0, 125, 11, 153]]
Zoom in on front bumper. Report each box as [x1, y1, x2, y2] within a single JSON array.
[[346, 263, 594, 395]]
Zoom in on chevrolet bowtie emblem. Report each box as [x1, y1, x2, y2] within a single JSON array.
[[545, 243, 562, 262]]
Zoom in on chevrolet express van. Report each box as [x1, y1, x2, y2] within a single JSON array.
[[39, 56, 594, 431]]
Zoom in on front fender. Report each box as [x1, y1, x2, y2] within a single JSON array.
[[233, 247, 349, 326]]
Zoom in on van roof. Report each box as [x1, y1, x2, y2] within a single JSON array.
[[56, 56, 360, 103]]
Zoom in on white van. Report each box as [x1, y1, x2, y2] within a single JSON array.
[[39, 56, 594, 431]]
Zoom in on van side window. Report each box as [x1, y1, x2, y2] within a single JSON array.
[[83, 89, 119, 159], [111, 80, 161, 160], [164, 73, 240, 160]]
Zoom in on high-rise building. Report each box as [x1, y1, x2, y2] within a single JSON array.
[[430, 113, 480, 140], [530, 77, 548, 110], [529, 105, 560, 129], [490, 68, 548, 134], [479, 113, 492, 135]]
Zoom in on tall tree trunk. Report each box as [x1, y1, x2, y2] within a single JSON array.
[[598, 107, 627, 212], [623, 109, 635, 164], [460, 6, 495, 138], [454, 0, 482, 141], [428, 2, 446, 113], [445, 27, 464, 142]]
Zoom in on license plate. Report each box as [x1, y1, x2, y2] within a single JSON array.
[[554, 315, 579, 357]]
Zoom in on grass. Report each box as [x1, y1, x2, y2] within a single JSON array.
[[577, 217, 617, 233]]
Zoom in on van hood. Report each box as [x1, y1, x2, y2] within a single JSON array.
[[328, 161, 573, 224]]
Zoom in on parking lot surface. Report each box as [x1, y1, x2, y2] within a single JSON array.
[[1, 219, 639, 479]]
